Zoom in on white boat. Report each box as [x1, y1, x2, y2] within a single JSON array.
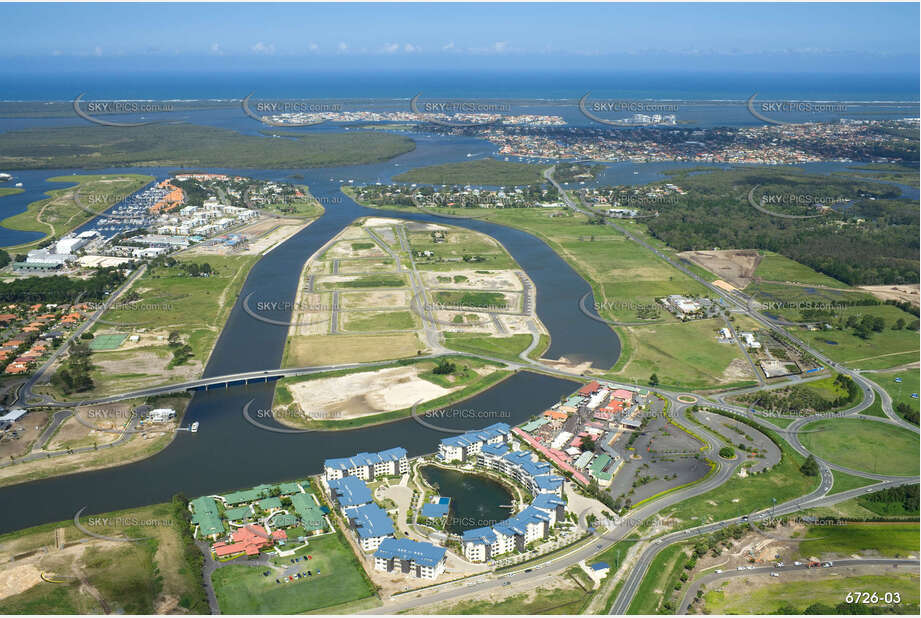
[[190, 421, 199, 433], [14, 182, 23, 187], [0, 173, 11, 182]]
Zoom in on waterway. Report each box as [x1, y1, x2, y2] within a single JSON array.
[[418, 465, 514, 534], [0, 127, 915, 535], [0, 134, 622, 534]]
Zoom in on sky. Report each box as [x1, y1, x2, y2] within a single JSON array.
[[3, 2, 919, 74]]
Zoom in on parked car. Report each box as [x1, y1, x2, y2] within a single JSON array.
[[771, 572, 779, 577]]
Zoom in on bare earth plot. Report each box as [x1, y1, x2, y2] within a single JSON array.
[[677, 249, 762, 289], [858, 283, 920, 306]]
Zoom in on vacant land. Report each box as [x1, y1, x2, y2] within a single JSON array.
[[0, 124, 415, 170], [1, 173, 152, 249], [443, 332, 533, 362], [702, 571, 919, 614], [283, 332, 424, 367], [394, 158, 546, 186], [609, 318, 755, 390], [753, 251, 850, 288], [0, 501, 207, 614], [799, 418, 919, 476], [797, 523, 920, 558], [677, 249, 762, 289], [628, 542, 691, 614], [413, 578, 590, 614], [211, 532, 376, 614]]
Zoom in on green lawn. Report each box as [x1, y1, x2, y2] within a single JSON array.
[[342, 310, 416, 332], [607, 318, 755, 390], [754, 251, 850, 288], [875, 368, 920, 422], [427, 582, 590, 614], [829, 469, 877, 495], [443, 332, 533, 362], [408, 228, 518, 271], [799, 418, 920, 476], [704, 573, 920, 614], [627, 542, 691, 614], [797, 523, 920, 558], [434, 290, 509, 309], [321, 274, 406, 289], [211, 532, 375, 614]]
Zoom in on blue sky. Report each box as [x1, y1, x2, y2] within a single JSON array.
[[4, 2, 919, 73]]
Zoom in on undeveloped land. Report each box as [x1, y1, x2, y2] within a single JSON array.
[[678, 250, 762, 289], [858, 284, 920, 307], [286, 365, 458, 420]]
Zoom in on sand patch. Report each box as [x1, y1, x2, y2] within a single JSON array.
[[858, 284, 919, 307], [0, 563, 42, 601], [287, 365, 456, 419], [421, 269, 523, 291]]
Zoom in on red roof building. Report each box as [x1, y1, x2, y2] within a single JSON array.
[[578, 381, 601, 396], [212, 525, 276, 558]]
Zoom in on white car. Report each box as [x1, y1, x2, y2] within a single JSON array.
[[746, 566, 755, 570], [771, 572, 780, 577], [793, 561, 802, 566], [715, 569, 723, 574], [736, 566, 745, 571]]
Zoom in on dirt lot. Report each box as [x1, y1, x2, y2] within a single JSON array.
[[678, 250, 762, 289], [286, 365, 458, 420], [0, 410, 50, 460], [284, 332, 425, 367], [340, 289, 411, 310], [420, 269, 523, 291], [858, 284, 920, 306]]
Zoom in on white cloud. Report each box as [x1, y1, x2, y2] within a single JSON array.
[[250, 41, 275, 55], [404, 43, 419, 53], [308, 42, 319, 52], [493, 41, 508, 53], [442, 41, 455, 51], [382, 42, 400, 54], [93, 46, 103, 57], [209, 42, 222, 55], [337, 41, 348, 53]]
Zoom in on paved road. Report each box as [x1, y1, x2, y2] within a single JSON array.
[[679, 559, 919, 613]]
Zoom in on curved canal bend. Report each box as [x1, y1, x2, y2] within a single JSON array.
[[0, 168, 621, 534]]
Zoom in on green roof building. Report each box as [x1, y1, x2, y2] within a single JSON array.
[[223, 488, 265, 505], [279, 482, 301, 495], [270, 513, 299, 528], [223, 506, 253, 521], [190, 496, 224, 537], [520, 417, 550, 433], [259, 497, 283, 511], [291, 493, 327, 532], [589, 454, 613, 482]]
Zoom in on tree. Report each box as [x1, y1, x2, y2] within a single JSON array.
[[719, 446, 736, 459], [433, 358, 456, 375], [649, 373, 659, 386], [168, 331, 181, 346], [581, 436, 597, 452], [800, 454, 820, 477]]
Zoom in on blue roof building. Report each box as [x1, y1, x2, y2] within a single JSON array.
[[344, 503, 395, 550], [374, 537, 447, 579], [327, 476, 372, 509], [438, 423, 511, 462], [324, 447, 409, 480]]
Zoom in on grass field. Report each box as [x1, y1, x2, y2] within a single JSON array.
[[0, 501, 207, 614], [420, 581, 590, 614], [0, 173, 152, 249], [211, 532, 376, 614], [799, 418, 919, 476], [794, 304, 920, 371], [753, 251, 850, 288], [829, 470, 877, 495], [607, 318, 755, 390], [283, 332, 423, 367], [434, 290, 509, 309], [0, 186, 24, 198], [341, 310, 416, 332], [703, 573, 920, 614], [797, 523, 920, 558], [319, 274, 405, 290], [627, 542, 691, 614], [874, 368, 920, 420], [443, 332, 532, 362], [408, 228, 519, 271], [393, 158, 546, 186]]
